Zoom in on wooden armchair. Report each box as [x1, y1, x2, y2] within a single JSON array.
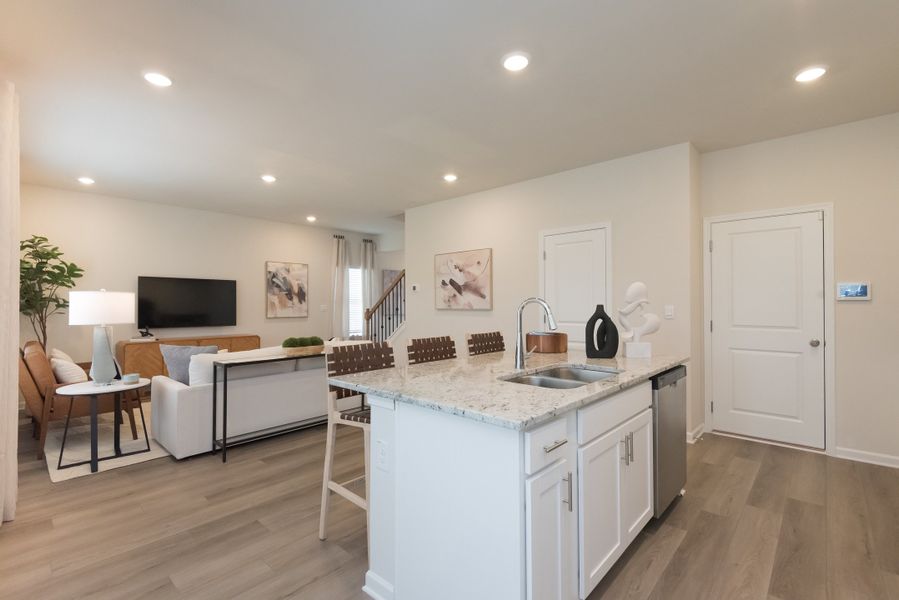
[[19, 341, 140, 460]]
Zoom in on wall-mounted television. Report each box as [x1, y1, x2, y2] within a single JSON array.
[[138, 276, 237, 329]]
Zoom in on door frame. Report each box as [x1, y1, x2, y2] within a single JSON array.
[[703, 204, 835, 452], [538, 223, 613, 318]]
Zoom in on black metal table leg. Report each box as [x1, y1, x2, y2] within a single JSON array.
[[212, 363, 218, 455], [89, 394, 99, 473], [222, 365, 228, 463], [113, 391, 122, 456], [57, 397, 75, 470]]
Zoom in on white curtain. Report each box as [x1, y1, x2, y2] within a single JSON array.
[[330, 235, 348, 339], [0, 81, 20, 525], [360, 239, 376, 311]]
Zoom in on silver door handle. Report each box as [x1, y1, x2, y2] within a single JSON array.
[[628, 432, 635, 462], [562, 472, 573, 512], [543, 438, 568, 454], [621, 438, 629, 465], [809, 339, 821, 347]]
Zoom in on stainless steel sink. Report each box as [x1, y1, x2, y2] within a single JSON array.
[[504, 374, 584, 389], [538, 366, 617, 383], [503, 365, 620, 389]]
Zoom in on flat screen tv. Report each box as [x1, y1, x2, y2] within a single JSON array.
[[138, 276, 236, 329]]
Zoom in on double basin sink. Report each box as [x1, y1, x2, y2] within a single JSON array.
[[503, 365, 620, 389]]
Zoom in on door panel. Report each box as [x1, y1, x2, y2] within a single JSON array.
[[710, 212, 825, 448], [526, 459, 572, 600], [620, 409, 653, 542], [578, 425, 623, 598], [543, 228, 608, 345]]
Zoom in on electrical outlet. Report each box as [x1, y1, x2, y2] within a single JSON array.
[[376, 439, 389, 471]]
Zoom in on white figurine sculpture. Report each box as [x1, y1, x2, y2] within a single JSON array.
[[618, 281, 660, 358]]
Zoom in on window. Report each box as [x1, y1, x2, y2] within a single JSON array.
[[347, 267, 364, 337]]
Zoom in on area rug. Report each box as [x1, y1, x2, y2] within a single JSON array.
[[43, 402, 171, 482]]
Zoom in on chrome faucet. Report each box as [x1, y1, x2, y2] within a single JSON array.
[[515, 297, 558, 370]]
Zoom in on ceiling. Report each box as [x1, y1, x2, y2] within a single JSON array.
[[2, 1, 898, 234]]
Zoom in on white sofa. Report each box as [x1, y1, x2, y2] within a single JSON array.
[[151, 346, 331, 459]]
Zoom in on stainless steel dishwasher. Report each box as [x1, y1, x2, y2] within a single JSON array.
[[652, 365, 687, 518]]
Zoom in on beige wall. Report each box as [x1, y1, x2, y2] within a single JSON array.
[[701, 112, 899, 462], [19, 185, 375, 360], [404, 143, 703, 430]]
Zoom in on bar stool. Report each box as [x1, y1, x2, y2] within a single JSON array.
[[319, 341, 395, 541], [466, 331, 505, 356], [406, 335, 457, 364]]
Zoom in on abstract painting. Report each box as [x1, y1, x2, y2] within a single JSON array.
[[266, 261, 309, 318], [382, 269, 402, 293], [435, 248, 492, 310]]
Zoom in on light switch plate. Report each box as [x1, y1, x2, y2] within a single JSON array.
[[376, 440, 389, 472], [319, 304, 328, 312], [411, 283, 419, 292], [664, 304, 675, 319]]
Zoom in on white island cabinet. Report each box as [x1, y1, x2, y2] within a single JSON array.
[[328, 352, 685, 600]]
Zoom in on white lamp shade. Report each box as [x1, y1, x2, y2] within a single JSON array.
[[68, 291, 135, 325]]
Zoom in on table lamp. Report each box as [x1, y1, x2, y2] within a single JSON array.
[[68, 290, 135, 385]]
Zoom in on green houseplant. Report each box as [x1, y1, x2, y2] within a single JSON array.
[[20, 235, 84, 349], [282, 336, 325, 356]]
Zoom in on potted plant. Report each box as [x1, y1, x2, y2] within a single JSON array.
[[20, 235, 84, 349], [281, 336, 325, 356]]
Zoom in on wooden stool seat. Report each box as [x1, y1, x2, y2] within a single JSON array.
[[338, 408, 371, 425]]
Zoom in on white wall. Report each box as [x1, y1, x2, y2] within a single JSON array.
[[701, 112, 899, 463], [375, 249, 405, 295], [19, 185, 375, 360], [404, 143, 702, 429]]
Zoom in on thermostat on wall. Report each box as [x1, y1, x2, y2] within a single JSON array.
[[837, 282, 871, 301]]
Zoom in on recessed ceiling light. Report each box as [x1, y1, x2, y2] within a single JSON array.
[[794, 66, 827, 83], [306, 215, 317, 223], [443, 173, 458, 183], [502, 52, 530, 72], [260, 174, 277, 183], [77, 176, 95, 185], [143, 72, 173, 87]]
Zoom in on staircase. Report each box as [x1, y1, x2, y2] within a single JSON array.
[[365, 270, 406, 343]]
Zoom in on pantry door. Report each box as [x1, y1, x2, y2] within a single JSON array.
[[709, 211, 825, 448], [541, 225, 610, 347]]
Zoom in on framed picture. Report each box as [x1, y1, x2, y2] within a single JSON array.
[[836, 282, 871, 301], [382, 269, 402, 293], [266, 261, 309, 318], [434, 248, 492, 310]]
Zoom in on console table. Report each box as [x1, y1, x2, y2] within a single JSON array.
[[116, 333, 261, 381], [211, 352, 326, 462]]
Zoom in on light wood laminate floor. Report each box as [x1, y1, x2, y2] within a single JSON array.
[[3, 417, 898, 599]]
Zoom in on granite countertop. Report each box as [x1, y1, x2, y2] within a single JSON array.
[[328, 350, 688, 431]]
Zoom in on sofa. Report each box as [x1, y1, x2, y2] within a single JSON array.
[[151, 346, 332, 459]]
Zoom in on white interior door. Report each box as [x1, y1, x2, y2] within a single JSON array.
[[710, 211, 825, 448], [542, 227, 609, 346]]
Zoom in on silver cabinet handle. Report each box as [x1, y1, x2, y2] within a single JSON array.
[[562, 472, 573, 512], [628, 432, 635, 463], [809, 339, 821, 347], [621, 438, 629, 465], [543, 438, 568, 454]]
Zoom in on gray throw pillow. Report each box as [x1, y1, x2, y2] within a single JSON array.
[[160, 345, 218, 385]]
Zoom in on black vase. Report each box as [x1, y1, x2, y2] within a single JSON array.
[[585, 304, 619, 358]]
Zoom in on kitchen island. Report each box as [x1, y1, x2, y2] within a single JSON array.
[[329, 350, 688, 600]]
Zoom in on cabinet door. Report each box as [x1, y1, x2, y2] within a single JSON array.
[[526, 458, 573, 600], [577, 424, 625, 598], [621, 409, 654, 544]]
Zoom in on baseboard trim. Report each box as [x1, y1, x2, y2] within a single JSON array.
[[686, 423, 705, 444], [363, 571, 394, 600], [831, 446, 899, 469]]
